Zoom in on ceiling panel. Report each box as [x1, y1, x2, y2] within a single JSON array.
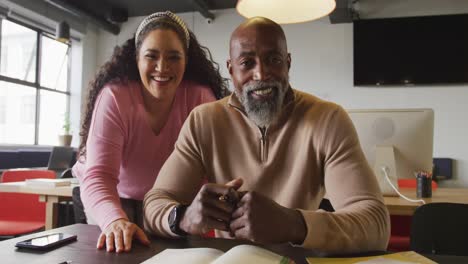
[[71, 0, 237, 18]]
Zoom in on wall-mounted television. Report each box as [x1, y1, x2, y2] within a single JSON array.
[[353, 14, 468, 86]]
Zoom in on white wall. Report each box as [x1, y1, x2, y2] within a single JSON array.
[[95, 8, 468, 187], [69, 25, 99, 148]]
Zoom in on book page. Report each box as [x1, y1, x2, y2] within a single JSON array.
[[307, 251, 437, 264], [212, 244, 293, 264], [141, 248, 224, 264], [355, 257, 419, 264]]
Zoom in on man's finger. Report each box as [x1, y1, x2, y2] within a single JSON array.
[[230, 214, 246, 231], [202, 184, 237, 198], [203, 196, 236, 213], [205, 217, 230, 232], [237, 191, 248, 199], [203, 205, 233, 223], [231, 206, 245, 219], [225, 178, 243, 189], [234, 226, 249, 240]]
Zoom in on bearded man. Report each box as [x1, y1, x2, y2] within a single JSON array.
[[143, 17, 389, 253]]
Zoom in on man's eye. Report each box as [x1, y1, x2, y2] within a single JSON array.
[[271, 57, 282, 64], [240, 60, 253, 67], [145, 54, 156, 59]]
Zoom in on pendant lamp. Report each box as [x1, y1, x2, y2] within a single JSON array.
[[236, 0, 336, 24], [56, 21, 70, 43]]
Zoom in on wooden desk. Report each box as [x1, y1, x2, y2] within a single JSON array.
[[0, 224, 317, 264], [0, 224, 466, 264], [0, 182, 75, 230], [384, 187, 468, 216]]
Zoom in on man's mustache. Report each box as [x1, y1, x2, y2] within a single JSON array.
[[244, 81, 282, 93]]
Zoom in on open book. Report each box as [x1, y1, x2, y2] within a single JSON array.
[[141, 244, 294, 264], [307, 251, 436, 264]]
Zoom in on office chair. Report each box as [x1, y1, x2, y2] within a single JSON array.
[[388, 179, 438, 252], [58, 168, 86, 224], [0, 170, 56, 237], [72, 186, 87, 224], [60, 168, 73, 178], [410, 202, 468, 256]]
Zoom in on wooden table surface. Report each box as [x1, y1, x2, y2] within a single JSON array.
[[1, 224, 466, 264], [0, 181, 75, 196], [384, 187, 468, 215]]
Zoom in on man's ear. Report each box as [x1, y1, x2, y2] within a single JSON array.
[[287, 53, 291, 70], [227, 59, 233, 75]]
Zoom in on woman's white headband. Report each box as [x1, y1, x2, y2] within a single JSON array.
[[135, 11, 190, 49]]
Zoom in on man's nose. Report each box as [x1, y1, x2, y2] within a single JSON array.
[[253, 62, 269, 81]]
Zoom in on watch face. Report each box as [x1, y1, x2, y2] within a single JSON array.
[[168, 206, 177, 227], [168, 205, 188, 236]]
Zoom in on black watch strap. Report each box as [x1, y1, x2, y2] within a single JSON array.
[[168, 204, 189, 237]]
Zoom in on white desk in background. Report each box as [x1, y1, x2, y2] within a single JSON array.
[[0, 181, 76, 230]]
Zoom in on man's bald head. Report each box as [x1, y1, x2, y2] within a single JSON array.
[[227, 17, 291, 128], [230, 17, 287, 57]]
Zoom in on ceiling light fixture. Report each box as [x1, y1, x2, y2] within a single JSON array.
[[236, 0, 337, 24]]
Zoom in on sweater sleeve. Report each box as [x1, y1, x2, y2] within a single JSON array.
[[143, 109, 205, 237], [298, 105, 390, 253], [79, 87, 128, 230]]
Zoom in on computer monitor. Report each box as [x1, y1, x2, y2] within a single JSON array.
[[347, 109, 434, 196], [47, 146, 74, 172]]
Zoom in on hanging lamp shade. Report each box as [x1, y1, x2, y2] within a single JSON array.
[[56, 21, 70, 43], [236, 0, 336, 24]]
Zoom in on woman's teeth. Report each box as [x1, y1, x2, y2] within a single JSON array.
[[153, 76, 171, 81], [252, 88, 272, 95]]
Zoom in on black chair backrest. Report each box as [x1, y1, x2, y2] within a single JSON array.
[[410, 202, 468, 256], [72, 186, 87, 224], [47, 147, 74, 171]]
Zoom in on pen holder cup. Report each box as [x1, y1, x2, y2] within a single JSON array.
[[417, 177, 432, 198]]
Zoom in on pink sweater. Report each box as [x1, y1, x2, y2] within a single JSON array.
[[72, 80, 216, 230]]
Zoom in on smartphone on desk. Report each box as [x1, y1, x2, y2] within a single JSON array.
[[15, 233, 77, 250]]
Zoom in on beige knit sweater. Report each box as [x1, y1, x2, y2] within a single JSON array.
[[143, 88, 390, 253]]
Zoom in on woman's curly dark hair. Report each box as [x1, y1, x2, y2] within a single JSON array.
[[78, 19, 229, 158]]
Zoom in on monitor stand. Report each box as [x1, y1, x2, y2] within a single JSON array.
[[374, 145, 399, 196]]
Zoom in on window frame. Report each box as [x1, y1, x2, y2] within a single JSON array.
[[0, 17, 71, 146]]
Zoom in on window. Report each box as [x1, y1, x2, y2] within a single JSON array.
[[0, 96, 5, 124], [0, 20, 37, 82], [0, 19, 70, 145], [0, 82, 36, 144], [20, 95, 35, 124]]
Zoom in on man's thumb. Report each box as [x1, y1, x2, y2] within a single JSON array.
[[225, 178, 243, 190]]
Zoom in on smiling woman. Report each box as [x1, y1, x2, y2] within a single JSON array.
[[137, 29, 186, 103], [71, 11, 228, 254]]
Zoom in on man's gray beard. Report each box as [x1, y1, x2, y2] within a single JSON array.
[[235, 79, 288, 128]]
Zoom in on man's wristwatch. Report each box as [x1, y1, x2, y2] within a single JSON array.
[[168, 204, 189, 237]]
